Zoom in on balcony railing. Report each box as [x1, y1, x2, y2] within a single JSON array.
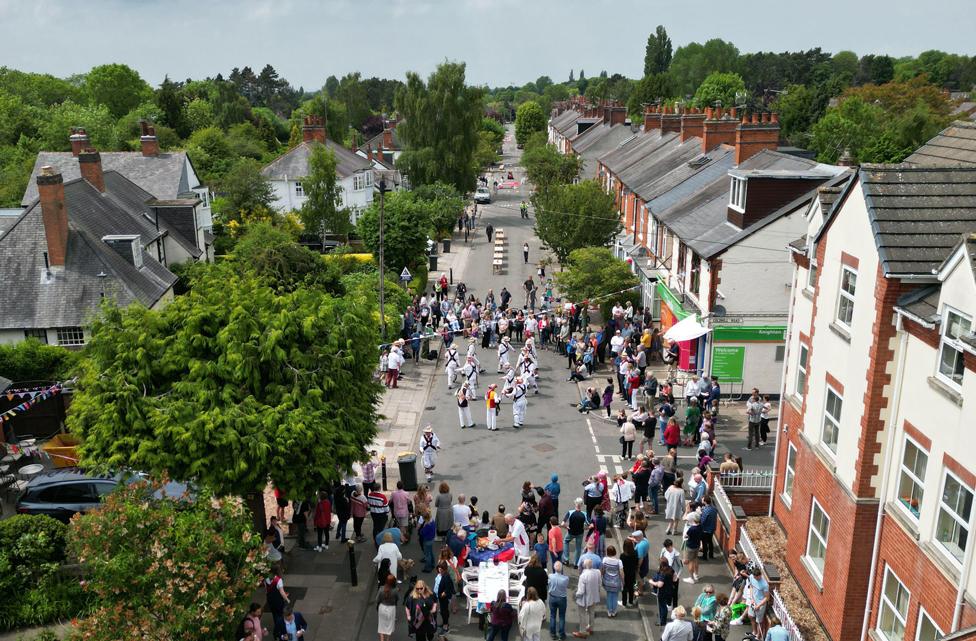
[[719, 466, 775, 490]]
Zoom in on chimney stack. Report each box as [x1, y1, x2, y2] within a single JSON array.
[[69, 128, 90, 157], [660, 106, 682, 134], [139, 121, 159, 157], [643, 106, 663, 133], [680, 109, 706, 143], [383, 126, 394, 149], [734, 112, 781, 165], [701, 108, 739, 153], [37, 166, 68, 269], [302, 115, 327, 144], [78, 148, 105, 192], [609, 106, 627, 126]]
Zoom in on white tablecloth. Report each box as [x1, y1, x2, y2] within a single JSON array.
[[477, 561, 510, 605]]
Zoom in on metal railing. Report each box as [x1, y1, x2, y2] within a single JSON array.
[[771, 588, 805, 641], [719, 466, 775, 489], [738, 523, 763, 568]]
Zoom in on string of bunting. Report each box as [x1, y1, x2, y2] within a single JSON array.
[[0, 381, 70, 424], [378, 284, 641, 350]]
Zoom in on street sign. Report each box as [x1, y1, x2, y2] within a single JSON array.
[[399, 267, 412, 282], [711, 345, 745, 382]]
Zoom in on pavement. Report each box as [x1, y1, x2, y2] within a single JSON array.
[[256, 128, 775, 641]]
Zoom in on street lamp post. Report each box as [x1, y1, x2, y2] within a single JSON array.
[[377, 177, 388, 340]]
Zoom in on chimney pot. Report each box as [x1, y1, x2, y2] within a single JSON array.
[[730, 108, 737, 120], [302, 115, 327, 144], [735, 110, 781, 164], [771, 112, 779, 124], [140, 123, 159, 157], [37, 166, 68, 268], [78, 148, 105, 192], [69, 128, 90, 157], [761, 112, 770, 124]]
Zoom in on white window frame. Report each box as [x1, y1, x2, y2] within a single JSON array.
[[822, 385, 842, 455], [936, 306, 971, 388], [896, 437, 927, 520], [807, 261, 818, 291], [56, 327, 85, 347], [729, 176, 747, 212], [294, 181, 304, 197], [877, 565, 909, 641], [365, 171, 373, 188], [915, 607, 943, 641], [804, 498, 830, 583], [935, 469, 974, 566], [354, 173, 366, 191], [782, 443, 797, 507], [795, 344, 809, 399], [836, 266, 857, 328]]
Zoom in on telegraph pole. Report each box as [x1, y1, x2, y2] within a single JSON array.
[[377, 177, 387, 340]]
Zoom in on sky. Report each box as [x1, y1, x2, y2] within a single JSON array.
[[1, 0, 974, 90]]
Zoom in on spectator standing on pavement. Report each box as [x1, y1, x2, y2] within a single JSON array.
[[350, 488, 368, 542], [573, 558, 601, 638], [562, 498, 588, 567], [434, 482, 453, 537], [486, 223, 494, 242], [390, 481, 413, 543], [748, 567, 770, 639], [548, 562, 569, 640], [377, 575, 399, 641], [273, 605, 308, 641], [313, 491, 332, 552], [523, 242, 530, 264], [292, 498, 312, 549], [242, 602, 269, 641], [649, 560, 676, 626], [760, 395, 772, 445], [620, 539, 638, 608], [452, 494, 470, 528], [699, 496, 718, 560], [519, 587, 547, 641], [664, 479, 685, 535], [765, 616, 790, 641], [404, 580, 438, 641], [486, 589, 516, 641], [433, 561, 455, 634], [661, 605, 693, 641], [362, 452, 378, 491], [746, 393, 763, 450], [545, 474, 561, 515], [367, 486, 390, 543], [601, 545, 623, 618]]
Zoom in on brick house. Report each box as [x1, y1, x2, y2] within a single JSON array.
[[775, 163, 976, 641]]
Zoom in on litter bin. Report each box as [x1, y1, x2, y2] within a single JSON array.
[[442, 238, 452, 253], [428, 254, 439, 271], [397, 453, 419, 491]]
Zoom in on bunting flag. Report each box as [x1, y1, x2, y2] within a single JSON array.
[[0, 381, 69, 424]]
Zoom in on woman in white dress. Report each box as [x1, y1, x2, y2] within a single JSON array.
[[664, 478, 686, 536], [376, 574, 398, 640]]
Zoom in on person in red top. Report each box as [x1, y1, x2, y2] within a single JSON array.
[[313, 491, 332, 552], [485, 383, 500, 431], [663, 417, 681, 450], [438, 274, 449, 301]]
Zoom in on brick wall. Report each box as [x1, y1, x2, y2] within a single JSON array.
[[724, 488, 771, 516]]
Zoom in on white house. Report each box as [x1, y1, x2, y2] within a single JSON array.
[[262, 116, 374, 224]]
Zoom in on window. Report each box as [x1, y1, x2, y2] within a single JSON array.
[[804, 499, 830, 580], [807, 262, 818, 290], [877, 566, 909, 641], [198, 190, 209, 208], [354, 173, 367, 191], [729, 176, 747, 211], [836, 267, 857, 327], [56, 483, 97, 503], [775, 345, 785, 362], [365, 171, 373, 187], [690, 254, 701, 293], [783, 443, 797, 506], [795, 345, 809, 398], [294, 181, 304, 197], [23, 328, 48, 344], [915, 609, 943, 641], [822, 386, 842, 453], [936, 471, 974, 564], [56, 327, 85, 347], [897, 439, 928, 518], [938, 307, 971, 387]]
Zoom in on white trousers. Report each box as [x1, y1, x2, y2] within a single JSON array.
[[458, 405, 473, 427], [498, 353, 509, 370], [446, 365, 457, 388], [486, 407, 497, 430], [513, 399, 527, 426]]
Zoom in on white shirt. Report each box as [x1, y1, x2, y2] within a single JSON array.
[[373, 541, 402, 570], [509, 519, 530, 558], [612, 480, 635, 503], [610, 335, 624, 353], [452, 503, 470, 527], [388, 350, 404, 370]]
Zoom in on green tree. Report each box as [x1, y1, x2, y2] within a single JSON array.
[[0, 67, 81, 106], [0, 339, 81, 382], [533, 180, 619, 263], [68, 479, 266, 641], [627, 72, 675, 121], [515, 101, 546, 146], [554, 247, 639, 313], [337, 72, 371, 130], [644, 25, 673, 76], [226, 122, 268, 160], [214, 158, 274, 223], [300, 146, 350, 242], [831, 51, 859, 82], [692, 72, 747, 109], [856, 54, 895, 86], [356, 191, 432, 273], [414, 181, 465, 239], [0, 90, 35, 145], [395, 62, 484, 193], [772, 84, 829, 145], [155, 75, 187, 137], [522, 137, 582, 193], [669, 38, 741, 96], [85, 63, 152, 119], [324, 75, 340, 98], [187, 126, 235, 182], [36, 100, 117, 151], [481, 117, 505, 148], [184, 98, 215, 131], [68, 261, 382, 508], [230, 223, 336, 292]]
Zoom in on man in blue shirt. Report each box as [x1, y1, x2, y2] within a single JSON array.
[[562, 499, 589, 568], [707, 376, 721, 416], [699, 496, 718, 560], [545, 473, 561, 516], [765, 616, 789, 641], [548, 561, 569, 640], [749, 567, 770, 639], [577, 541, 602, 570]]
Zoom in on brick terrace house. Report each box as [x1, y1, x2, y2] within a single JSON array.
[[774, 155, 976, 640]]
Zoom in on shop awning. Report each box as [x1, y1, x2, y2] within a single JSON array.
[[664, 315, 711, 342]]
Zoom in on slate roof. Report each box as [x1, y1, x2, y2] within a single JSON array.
[[551, 110, 582, 136], [859, 165, 976, 276], [905, 121, 976, 167], [570, 124, 638, 178], [261, 141, 371, 181], [0, 179, 177, 330], [640, 146, 737, 211], [103, 172, 202, 259], [599, 130, 674, 176], [655, 151, 848, 259], [22, 151, 195, 207], [620, 138, 709, 200], [364, 127, 404, 151], [0, 211, 20, 239], [895, 285, 941, 325]]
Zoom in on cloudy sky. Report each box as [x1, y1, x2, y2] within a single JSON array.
[[1, 0, 973, 89]]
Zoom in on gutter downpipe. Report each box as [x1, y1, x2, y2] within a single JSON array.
[[860, 313, 909, 641], [768, 255, 798, 517]]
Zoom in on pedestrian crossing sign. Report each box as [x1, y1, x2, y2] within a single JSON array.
[[399, 267, 412, 282]]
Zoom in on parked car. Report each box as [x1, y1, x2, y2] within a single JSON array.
[[474, 186, 491, 204], [15, 468, 190, 522]]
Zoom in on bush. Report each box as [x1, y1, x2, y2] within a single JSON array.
[[0, 515, 90, 631], [0, 340, 81, 383]]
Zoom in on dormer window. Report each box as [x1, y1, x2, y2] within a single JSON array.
[[938, 306, 971, 387], [729, 177, 747, 212]]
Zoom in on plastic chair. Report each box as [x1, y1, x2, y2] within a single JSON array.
[[507, 584, 525, 610], [461, 567, 480, 584], [463, 583, 480, 624]]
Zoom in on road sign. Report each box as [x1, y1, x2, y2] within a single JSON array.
[[399, 267, 412, 282]]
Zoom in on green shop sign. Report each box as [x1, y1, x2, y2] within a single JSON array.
[[711, 345, 745, 382], [712, 325, 786, 342], [655, 282, 693, 320]]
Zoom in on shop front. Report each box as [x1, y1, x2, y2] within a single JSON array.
[[709, 324, 787, 398], [656, 281, 705, 373]]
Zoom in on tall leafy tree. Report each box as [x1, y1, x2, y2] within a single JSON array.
[[693, 72, 747, 109], [214, 158, 275, 223], [644, 25, 673, 76], [856, 55, 895, 86], [356, 191, 432, 274], [300, 146, 351, 242], [337, 72, 371, 130], [515, 100, 546, 146], [627, 72, 675, 121], [522, 135, 582, 192], [68, 260, 382, 512], [772, 84, 830, 145], [85, 63, 153, 118], [669, 39, 740, 96], [155, 76, 187, 137], [569, 70, 575, 82], [395, 62, 484, 193], [533, 180, 619, 263], [554, 247, 639, 314]]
